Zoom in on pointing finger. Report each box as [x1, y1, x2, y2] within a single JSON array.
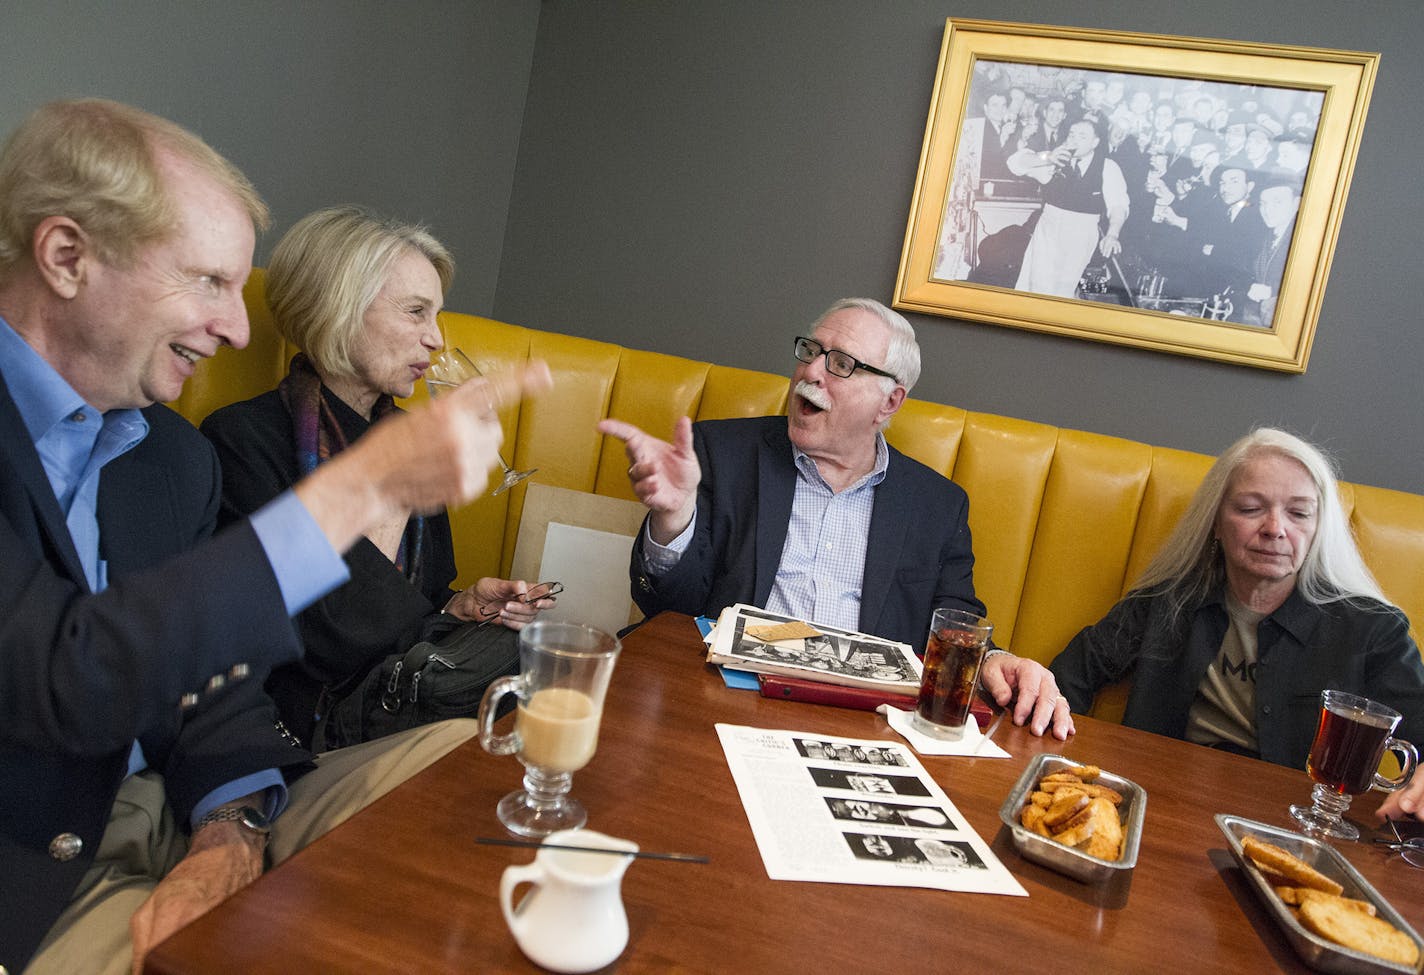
[[671, 415, 694, 454], [597, 418, 649, 446]]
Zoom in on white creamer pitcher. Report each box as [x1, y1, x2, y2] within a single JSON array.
[[500, 828, 637, 973]]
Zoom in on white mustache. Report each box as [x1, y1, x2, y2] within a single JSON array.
[[794, 380, 830, 411]]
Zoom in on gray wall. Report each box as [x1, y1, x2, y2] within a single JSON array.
[[494, 1, 1424, 493], [3, 1, 1419, 492], [0, 0, 539, 314]]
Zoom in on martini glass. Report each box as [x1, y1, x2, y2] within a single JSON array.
[[425, 347, 537, 495]]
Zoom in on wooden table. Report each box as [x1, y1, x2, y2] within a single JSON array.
[[146, 612, 1423, 974]]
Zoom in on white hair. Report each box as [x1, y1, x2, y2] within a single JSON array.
[[1133, 427, 1391, 626], [809, 297, 921, 394]]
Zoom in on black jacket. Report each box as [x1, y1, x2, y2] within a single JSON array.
[[1052, 585, 1424, 768], [630, 416, 984, 653], [201, 388, 458, 744], [0, 378, 311, 973]]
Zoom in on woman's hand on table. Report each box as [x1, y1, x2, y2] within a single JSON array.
[[979, 652, 1075, 740], [1377, 770, 1424, 823]]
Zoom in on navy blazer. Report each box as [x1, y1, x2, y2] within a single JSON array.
[[0, 375, 311, 972], [630, 416, 984, 652]]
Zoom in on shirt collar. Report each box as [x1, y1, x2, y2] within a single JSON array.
[[0, 314, 147, 448], [1266, 587, 1322, 644], [791, 431, 891, 492], [1207, 582, 1319, 643]]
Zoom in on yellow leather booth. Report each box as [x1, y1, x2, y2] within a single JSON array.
[[173, 272, 1424, 721]]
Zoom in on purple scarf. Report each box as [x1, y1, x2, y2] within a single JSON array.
[[278, 353, 424, 580]]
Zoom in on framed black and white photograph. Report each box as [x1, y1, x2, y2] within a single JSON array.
[[894, 19, 1378, 372]]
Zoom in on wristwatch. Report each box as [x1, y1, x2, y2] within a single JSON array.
[[195, 805, 271, 837]]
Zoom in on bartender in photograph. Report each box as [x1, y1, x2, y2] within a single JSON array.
[[1008, 117, 1129, 298]]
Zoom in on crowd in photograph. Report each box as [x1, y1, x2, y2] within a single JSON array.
[[952, 61, 1323, 324]]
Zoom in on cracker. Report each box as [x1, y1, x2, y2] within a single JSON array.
[[1021, 762, 1127, 861], [1051, 818, 1096, 849], [1275, 887, 1377, 917], [1299, 896, 1419, 966], [1043, 792, 1091, 829], [745, 621, 820, 642], [1078, 798, 1124, 861], [1241, 836, 1343, 895], [1257, 867, 1296, 889], [1020, 804, 1048, 833], [1039, 781, 1123, 804]]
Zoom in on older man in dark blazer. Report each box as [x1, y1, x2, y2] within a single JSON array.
[[0, 99, 542, 975], [628, 413, 974, 652], [599, 298, 1075, 741]]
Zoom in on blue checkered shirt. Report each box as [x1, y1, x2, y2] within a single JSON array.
[[643, 433, 890, 631]]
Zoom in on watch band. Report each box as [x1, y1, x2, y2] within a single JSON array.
[[195, 805, 271, 836]]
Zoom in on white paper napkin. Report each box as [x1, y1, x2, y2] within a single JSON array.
[[878, 705, 1011, 758]]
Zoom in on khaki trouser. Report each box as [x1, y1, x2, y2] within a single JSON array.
[[25, 718, 477, 975]]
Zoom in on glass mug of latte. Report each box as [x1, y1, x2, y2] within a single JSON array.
[[478, 621, 621, 837], [1289, 689, 1418, 841]]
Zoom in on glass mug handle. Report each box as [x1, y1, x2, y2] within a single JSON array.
[[477, 674, 525, 755], [1373, 738, 1419, 792]]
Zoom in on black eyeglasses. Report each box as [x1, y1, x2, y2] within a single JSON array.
[[1375, 816, 1424, 869], [793, 336, 899, 384]]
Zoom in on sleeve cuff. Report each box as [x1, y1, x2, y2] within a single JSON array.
[[190, 770, 287, 829], [640, 508, 697, 575], [250, 490, 351, 615]]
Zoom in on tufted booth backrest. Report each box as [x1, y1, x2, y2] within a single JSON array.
[[173, 271, 1424, 721]]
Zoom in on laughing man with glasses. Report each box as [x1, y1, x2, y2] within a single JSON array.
[[599, 298, 1073, 740]]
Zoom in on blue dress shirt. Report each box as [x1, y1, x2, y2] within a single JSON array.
[[0, 316, 348, 823], [643, 431, 890, 631]]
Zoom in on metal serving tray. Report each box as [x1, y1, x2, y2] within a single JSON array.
[[1216, 814, 1424, 974], [997, 753, 1145, 883]]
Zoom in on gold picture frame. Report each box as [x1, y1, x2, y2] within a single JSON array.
[[894, 19, 1378, 373]]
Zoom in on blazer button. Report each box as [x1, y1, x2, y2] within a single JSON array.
[[49, 832, 83, 861]]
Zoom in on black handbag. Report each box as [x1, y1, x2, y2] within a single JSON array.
[[318, 615, 520, 749]]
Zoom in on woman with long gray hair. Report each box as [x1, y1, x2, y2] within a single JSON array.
[[1051, 427, 1424, 821]]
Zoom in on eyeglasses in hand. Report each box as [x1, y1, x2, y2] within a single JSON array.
[[475, 581, 565, 628]]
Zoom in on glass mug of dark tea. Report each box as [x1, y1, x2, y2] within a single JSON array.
[[1289, 689, 1418, 840], [910, 608, 994, 741]]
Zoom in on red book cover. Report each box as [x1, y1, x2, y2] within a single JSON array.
[[757, 674, 996, 727]]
